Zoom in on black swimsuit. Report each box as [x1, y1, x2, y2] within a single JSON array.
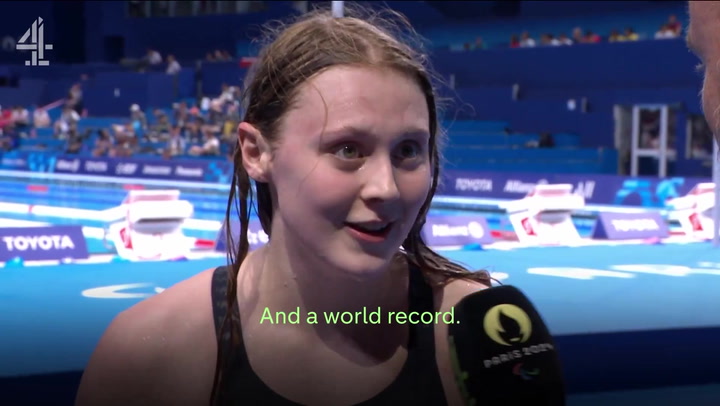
[[210, 265, 448, 405]]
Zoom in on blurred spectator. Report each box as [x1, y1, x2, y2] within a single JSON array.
[[509, 34, 520, 48], [557, 34, 573, 46], [666, 14, 682, 36], [136, 48, 162, 72], [200, 97, 211, 112], [608, 30, 623, 42], [525, 132, 555, 149], [148, 109, 171, 141], [112, 123, 135, 145], [65, 131, 84, 154], [655, 24, 678, 39], [540, 34, 550, 46], [218, 84, 239, 104], [540, 34, 561, 46], [92, 129, 114, 157], [690, 138, 712, 159], [121, 48, 163, 72], [572, 27, 586, 44], [109, 123, 138, 158], [173, 102, 187, 125], [0, 105, 12, 125], [33, 107, 50, 128], [215, 50, 233, 61], [189, 130, 220, 156], [185, 121, 202, 143], [206, 50, 233, 62], [623, 28, 639, 41], [166, 125, 186, 157], [11, 106, 30, 134], [584, 31, 601, 43], [538, 133, 555, 148], [54, 105, 80, 139], [146, 48, 162, 65], [208, 99, 226, 125], [67, 83, 83, 115], [519, 32, 536, 47], [0, 127, 17, 151], [130, 104, 148, 133], [221, 103, 241, 143], [166, 54, 181, 75], [189, 103, 201, 117]]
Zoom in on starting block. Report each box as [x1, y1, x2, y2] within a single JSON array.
[[666, 182, 716, 239], [501, 184, 585, 245], [107, 190, 195, 261]]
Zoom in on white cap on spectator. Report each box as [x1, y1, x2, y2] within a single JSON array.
[[130, 104, 140, 112]]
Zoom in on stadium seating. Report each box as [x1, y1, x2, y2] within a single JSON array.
[[424, 3, 685, 50], [0, 0, 698, 178]]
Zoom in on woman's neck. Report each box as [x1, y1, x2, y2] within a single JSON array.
[[255, 239, 407, 318]]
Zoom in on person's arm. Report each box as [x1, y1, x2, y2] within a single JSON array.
[[75, 307, 168, 406]]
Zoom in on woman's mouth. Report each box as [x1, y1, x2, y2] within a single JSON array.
[[344, 221, 394, 242]]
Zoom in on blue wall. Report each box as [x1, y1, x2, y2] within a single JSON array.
[[85, 1, 448, 63], [518, 0, 684, 17], [435, 38, 703, 151], [84, 2, 300, 62], [454, 85, 699, 149], [82, 71, 180, 116], [432, 39, 700, 89]]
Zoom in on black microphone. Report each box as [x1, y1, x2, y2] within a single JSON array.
[[448, 285, 566, 406]]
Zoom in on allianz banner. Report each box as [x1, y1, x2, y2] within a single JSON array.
[[422, 215, 493, 247], [0, 226, 89, 262], [440, 170, 708, 208]]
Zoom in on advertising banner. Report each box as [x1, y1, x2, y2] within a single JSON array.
[[51, 156, 233, 183], [0, 150, 711, 209], [440, 170, 708, 208], [0, 225, 89, 262], [422, 215, 493, 247], [591, 211, 669, 240]]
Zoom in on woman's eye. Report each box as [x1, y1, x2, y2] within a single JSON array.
[[396, 141, 422, 160], [334, 144, 362, 160]]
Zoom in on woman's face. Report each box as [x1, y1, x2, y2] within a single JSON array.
[[266, 65, 433, 276]]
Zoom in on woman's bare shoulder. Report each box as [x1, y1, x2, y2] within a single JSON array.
[[111, 265, 218, 340], [75, 266, 221, 406]]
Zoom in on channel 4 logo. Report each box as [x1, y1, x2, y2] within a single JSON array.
[[16, 17, 53, 66]]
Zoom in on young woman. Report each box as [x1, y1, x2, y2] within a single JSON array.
[[76, 6, 492, 406]]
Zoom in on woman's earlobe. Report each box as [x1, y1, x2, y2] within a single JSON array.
[[237, 122, 271, 182]]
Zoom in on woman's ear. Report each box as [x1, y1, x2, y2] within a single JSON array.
[[237, 122, 272, 183]]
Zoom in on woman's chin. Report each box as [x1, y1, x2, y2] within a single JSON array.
[[331, 253, 400, 280]]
